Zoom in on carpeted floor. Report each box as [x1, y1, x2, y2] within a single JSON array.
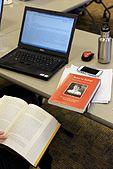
[[76, 0, 113, 37], [42, 101, 113, 169]]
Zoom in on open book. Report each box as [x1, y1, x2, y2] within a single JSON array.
[[0, 95, 60, 167]]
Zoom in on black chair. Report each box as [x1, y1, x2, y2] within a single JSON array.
[[91, 0, 113, 22]]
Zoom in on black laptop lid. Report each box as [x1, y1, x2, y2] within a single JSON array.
[[18, 6, 77, 59], [0, 0, 4, 25]]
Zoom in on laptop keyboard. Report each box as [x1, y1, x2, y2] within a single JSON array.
[[13, 50, 64, 71]]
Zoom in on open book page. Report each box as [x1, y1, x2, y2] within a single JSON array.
[[0, 95, 28, 131], [1, 101, 60, 166]]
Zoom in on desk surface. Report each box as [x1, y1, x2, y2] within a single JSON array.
[[0, 29, 113, 128], [26, 0, 92, 12], [0, 0, 113, 128], [1, 0, 91, 34]]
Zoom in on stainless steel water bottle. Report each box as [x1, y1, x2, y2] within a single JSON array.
[[98, 23, 112, 64]]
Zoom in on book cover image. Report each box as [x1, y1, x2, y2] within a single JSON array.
[[64, 82, 87, 98], [49, 73, 101, 113]]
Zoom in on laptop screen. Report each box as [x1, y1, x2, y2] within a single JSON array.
[[20, 9, 76, 54], [0, 0, 3, 24]]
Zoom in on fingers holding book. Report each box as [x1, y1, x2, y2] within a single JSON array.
[[0, 131, 7, 140]]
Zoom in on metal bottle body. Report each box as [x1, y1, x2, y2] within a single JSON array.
[[98, 28, 112, 64]]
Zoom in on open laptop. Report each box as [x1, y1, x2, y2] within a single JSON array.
[[0, 0, 4, 24], [0, 6, 77, 80]]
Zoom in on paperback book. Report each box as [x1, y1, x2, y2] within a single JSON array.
[[49, 73, 101, 113]]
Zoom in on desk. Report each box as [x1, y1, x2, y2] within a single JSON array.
[[0, 0, 113, 129], [0, 28, 113, 128], [26, 0, 92, 12], [1, 0, 92, 35]]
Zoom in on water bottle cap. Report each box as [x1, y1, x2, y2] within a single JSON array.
[[101, 23, 110, 32]]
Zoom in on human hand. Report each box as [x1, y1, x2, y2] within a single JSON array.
[[0, 131, 7, 140]]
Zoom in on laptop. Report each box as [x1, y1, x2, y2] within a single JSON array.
[[0, 6, 77, 80], [0, 0, 4, 24]]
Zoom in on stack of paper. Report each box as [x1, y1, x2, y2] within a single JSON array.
[[58, 64, 113, 103]]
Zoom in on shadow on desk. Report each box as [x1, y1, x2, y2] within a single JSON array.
[[42, 102, 113, 169]]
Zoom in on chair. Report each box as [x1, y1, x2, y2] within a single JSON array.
[[89, 0, 113, 22]]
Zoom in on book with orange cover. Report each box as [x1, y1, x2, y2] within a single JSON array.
[[48, 73, 101, 113]]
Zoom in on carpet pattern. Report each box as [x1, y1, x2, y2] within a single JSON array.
[[42, 102, 113, 169]]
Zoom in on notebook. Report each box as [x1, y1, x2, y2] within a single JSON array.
[[0, 6, 77, 80]]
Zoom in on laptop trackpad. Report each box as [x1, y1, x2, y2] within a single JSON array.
[[13, 64, 50, 78]]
